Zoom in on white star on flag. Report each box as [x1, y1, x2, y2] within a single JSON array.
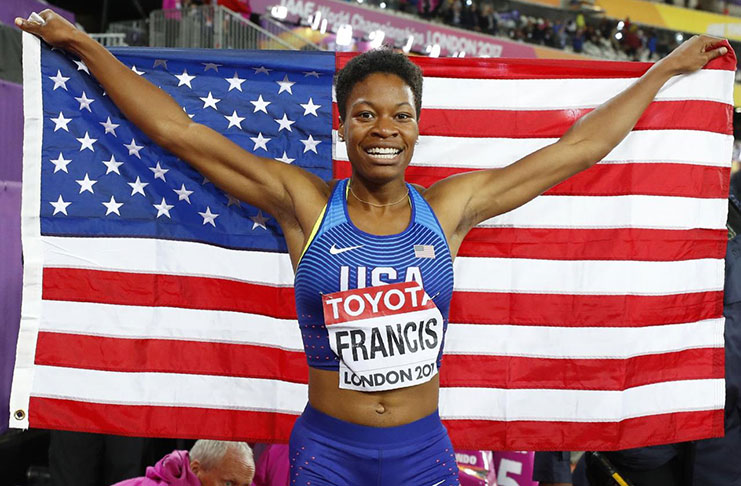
[[76, 132, 97, 152], [250, 95, 271, 114], [75, 173, 97, 194], [300, 134, 321, 153], [174, 184, 194, 203], [251, 210, 269, 230], [274, 113, 295, 132], [100, 117, 119, 136], [200, 92, 221, 110], [198, 206, 219, 226], [250, 132, 271, 151], [124, 138, 144, 158], [275, 151, 295, 164], [276, 75, 295, 95], [49, 70, 70, 90], [153, 59, 168, 69], [149, 161, 169, 181], [74, 60, 90, 74], [102, 155, 123, 175], [50, 112, 71, 132], [102, 196, 123, 216], [225, 111, 245, 129], [203, 62, 221, 72], [303, 71, 321, 78], [128, 176, 149, 196], [50, 153, 72, 173], [50, 195, 71, 215], [131, 65, 145, 75], [175, 69, 196, 88], [75, 91, 95, 112], [153, 198, 174, 218], [300, 98, 321, 116], [253, 66, 272, 75], [225, 72, 245, 92]]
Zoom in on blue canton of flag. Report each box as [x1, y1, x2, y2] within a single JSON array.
[[40, 46, 335, 251]]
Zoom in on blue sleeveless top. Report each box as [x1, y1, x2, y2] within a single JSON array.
[[294, 179, 454, 370]]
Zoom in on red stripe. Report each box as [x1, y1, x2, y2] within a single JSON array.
[[29, 397, 298, 443], [43, 267, 296, 317], [28, 397, 723, 450], [333, 161, 731, 199], [440, 348, 724, 390], [35, 332, 723, 392], [44, 268, 724, 327], [444, 409, 725, 451], [331, 100, 733, 136], [459, 227, 728, 261], [451, 290, 724, 327], [337, 47, 736, 78], [35, 332, 309, 383]]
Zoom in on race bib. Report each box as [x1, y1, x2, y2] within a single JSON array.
[[322, 281, 444, 392]]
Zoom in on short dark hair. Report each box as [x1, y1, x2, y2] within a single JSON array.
[[335, 48, 423, 121]]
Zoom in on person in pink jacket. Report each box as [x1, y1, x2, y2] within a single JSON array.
[[112, 440, 254, 486]]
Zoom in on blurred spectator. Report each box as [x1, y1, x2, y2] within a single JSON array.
[[252, 444, 289, 486], [217, 0, 252, 19], [113, 440, 254, 486]]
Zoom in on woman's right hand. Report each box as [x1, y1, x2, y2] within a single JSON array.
[[15, 9, 83, 52]]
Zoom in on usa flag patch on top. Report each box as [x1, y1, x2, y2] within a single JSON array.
[[414, 244, 435, 259]]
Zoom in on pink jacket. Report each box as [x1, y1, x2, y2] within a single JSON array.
[[112, 450, 201, 486]]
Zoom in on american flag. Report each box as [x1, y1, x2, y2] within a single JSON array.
[[10, 33, 734, 450]]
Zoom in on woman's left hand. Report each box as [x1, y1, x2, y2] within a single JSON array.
[[658, 34, 729, 75]]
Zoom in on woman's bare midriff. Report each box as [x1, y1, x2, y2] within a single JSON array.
[[308, 367, 440, 427]]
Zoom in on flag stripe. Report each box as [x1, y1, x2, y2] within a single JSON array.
[[442, 410, 725, 451], [440, 348, 724, 389], [30, 365, 723, 422], [44, 269, 724, 327], [450, 290, 723, 327], [334, 162, 731, 199], [28, 396, 724, 450], [330, 100, 733, 136], [334, 130, 733, 168], [34, 332, 722, 391], [459, 228, 728, 261]]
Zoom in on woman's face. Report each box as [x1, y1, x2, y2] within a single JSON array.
[[338, 72, 419, 184]]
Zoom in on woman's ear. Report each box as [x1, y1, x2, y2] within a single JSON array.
[[337, 120, 345, 142]]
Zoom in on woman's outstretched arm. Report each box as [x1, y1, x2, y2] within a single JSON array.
[[426, 35, 729, 252], [15, 10, 329, 229]]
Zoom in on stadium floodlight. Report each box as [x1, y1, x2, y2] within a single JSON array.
[[429, 44, 441, 58], [675, 32, 684, 42], [271, 5, 288, 19], [380, 1, 387, 7], [403, 35, 414, 53], [369, 30, 386, 49], [617, 20, 624, 31], [615, 32, 623, 40], [310, 11, 322, 30], [336, 24, 354, 46]]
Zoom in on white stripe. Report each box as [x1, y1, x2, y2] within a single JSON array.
[[439, 379, 725, 421], [335, 130, 734, 169], [483, 195, 728, 230], [422, 69, 734, 109], [10, 33, 43, 430], [445, 318, 725, 358], [32, 366, 307, 415], [43, 237, 725, 294], [453, 257, 724, 295], [41, 301, 304, 351], [30, 366, 722, 423], [42, 236, 296, 286]]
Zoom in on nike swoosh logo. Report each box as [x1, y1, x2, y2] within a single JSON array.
[[431, 480, 447, 486], [329, 244, 364, 255]]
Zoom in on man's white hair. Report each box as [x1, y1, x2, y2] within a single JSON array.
[[190, 440, 254, 471]]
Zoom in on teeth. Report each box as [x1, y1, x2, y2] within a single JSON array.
[[366, 147, 401, 157]]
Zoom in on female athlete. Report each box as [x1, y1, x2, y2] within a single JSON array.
[[17, 11, 727, 486]]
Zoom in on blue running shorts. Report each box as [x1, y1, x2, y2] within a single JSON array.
[[289, 404, 460, 486]]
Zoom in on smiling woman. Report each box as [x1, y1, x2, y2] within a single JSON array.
[[14, 9, 730, 485]]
